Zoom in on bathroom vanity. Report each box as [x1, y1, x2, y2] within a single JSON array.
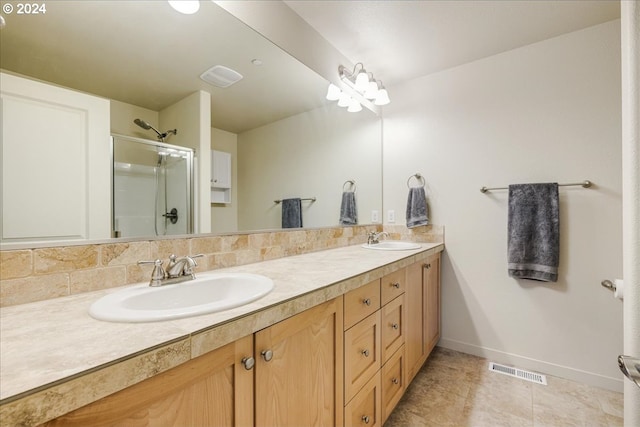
[[0, 243, 443, 427]]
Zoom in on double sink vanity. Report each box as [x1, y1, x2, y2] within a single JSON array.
[[0, 240, 443, 427]]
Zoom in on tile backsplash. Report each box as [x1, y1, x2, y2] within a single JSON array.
[[0, 225, 443, 307]]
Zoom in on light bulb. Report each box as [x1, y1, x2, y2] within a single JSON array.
[[337, 92, 351, 107], [347, 98, 362, 112], [326, 83, 341, 101], [364, 81, 379, 99], [354, 70, 369, 92], [374, 88, 390, 106], [168, 1, 200, 14]]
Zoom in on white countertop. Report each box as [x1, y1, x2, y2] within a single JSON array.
[[0, 242, 443, 424]]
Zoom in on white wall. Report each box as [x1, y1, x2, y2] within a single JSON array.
[[237, 104, 381, 231], [110, 100, 159, 139], [211, 127, 238, 233], [384, 21, 623, 390], [160, 91, 211, 234]]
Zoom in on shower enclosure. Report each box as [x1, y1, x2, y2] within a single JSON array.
[[111, 135, 194, 238]]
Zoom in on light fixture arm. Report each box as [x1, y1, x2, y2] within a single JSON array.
[[339, 63, 366, 82]]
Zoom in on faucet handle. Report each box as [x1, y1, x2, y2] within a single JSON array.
[[183, 254, 204, 275], [137, 259, 166, 286]]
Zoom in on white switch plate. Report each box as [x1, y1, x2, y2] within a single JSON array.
[[371, 210, 379, 223], [387, 210, 396, 223]]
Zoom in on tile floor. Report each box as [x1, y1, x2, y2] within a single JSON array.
[[384, 347, 624, 427]]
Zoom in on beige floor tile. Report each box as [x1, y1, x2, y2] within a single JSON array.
[[385, 347, 623, 427]]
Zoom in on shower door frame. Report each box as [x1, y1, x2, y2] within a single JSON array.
[[110, 134, 195, 238]]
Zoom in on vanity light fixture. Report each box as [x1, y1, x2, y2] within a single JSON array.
[[168, 0, 200, 15], [326, 63, 390, 111]]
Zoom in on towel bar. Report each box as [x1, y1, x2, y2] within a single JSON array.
[[343, 180, 357, 192], [480, 180, 592, 193], [407, 173, 426, 188], [274, 197, 316, 204]]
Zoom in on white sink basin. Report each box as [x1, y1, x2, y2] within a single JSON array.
[[89, 272, 274, 323], [361, 241, 422, 251]]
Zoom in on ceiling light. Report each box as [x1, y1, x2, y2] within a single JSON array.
[[374, 86, 390, 106], [337, 92, 351, 108], [347, 99, 363, 113], [168, 1, 200, 15], [326, 83, 341, 101], [328, 62, 390, 111]]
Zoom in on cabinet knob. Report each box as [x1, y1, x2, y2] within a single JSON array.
[[362, 415, 371, 424], [424, 263, 431, 269], [392, 378, 399, 385], [391, 323, 399, 330], [363, 298, 371, 306], [241, 357, 255, 370], [261, 350, 273, 362], [362, 349, 370, 357], [392, 282, 400, 289]]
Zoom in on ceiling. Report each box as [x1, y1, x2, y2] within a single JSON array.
[[285, 0, 621, 87], [0, 1, 621, 133]]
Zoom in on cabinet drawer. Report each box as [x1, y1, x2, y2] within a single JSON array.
[[381, 269, 405, 306], [344, 279, 381, 330], [381, 294, 405, 362], [344, 372, 382, 427], [344, 311, 381, 403], [381, 345, 405, 423]]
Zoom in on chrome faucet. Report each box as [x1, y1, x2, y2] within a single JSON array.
[[138, 254, 203, 287], [367, 231, 389, 245]]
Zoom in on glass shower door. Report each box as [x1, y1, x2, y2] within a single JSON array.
[[112, 135, 193, 238]]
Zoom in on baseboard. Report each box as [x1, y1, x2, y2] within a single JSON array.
[[437, 338, 624, 393]]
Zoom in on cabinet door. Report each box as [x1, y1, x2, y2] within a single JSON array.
[[424, 254, 441, 356], [41, 335, 254, 427], [405, 261, 425, 383], [255, 297, 344, 427], [211, 150, 231, 188]]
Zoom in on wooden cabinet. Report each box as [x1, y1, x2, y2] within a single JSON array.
[[43, 298, 343, 427], [405, 253, 441, 383], [41, 335, 254, 427], [255, 297, 344, 427], [344, 270, 410, 426]]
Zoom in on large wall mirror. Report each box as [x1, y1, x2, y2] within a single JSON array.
[[0, 1, 382, 245]]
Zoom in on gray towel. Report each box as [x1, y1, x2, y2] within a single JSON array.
[[281, 198, 302, 228], [406, 187, 428, 228], [339, 192, 357, 225], [508, 183, 559, 282]]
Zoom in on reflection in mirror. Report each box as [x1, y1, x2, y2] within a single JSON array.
[[0, 0, 382, 246], [112, 135, 194, 238]]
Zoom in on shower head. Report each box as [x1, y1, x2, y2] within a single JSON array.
[[133, 118, 177, 142], [134, 118, 153, 130]]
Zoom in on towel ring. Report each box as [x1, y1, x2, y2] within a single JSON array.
[[343, 180, 357, 193], [407, 173, 425, 189]]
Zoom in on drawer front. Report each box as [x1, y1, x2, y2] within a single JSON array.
[[344, 311, 381, 403], [344, 372, 382, 427], [381, 269, 405, 306], [344, 279, 381, 330], [381, 295, 405, 362], [381, 345, 405, 423]]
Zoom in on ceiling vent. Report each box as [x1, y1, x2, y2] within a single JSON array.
[[200, 65, 243, 88]]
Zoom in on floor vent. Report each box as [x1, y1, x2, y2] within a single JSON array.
[[488, 362, 547, 385]]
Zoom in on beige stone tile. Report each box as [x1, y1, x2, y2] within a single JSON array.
[[592, 386, 623, 418], [0, 273, 69, 306], [150, 239, 190, 259], [605, 413, 624, 427], [69, 266, 127, 294], [401, 386, 467, 427], [100, 241, 150, 266], [220, 234, 249, 252], [126, 262, 154, 285], [233, 249, 262, 265], [249, 232, 274, 249], [208, 252, 236, 269], [427, 346, 486, 374], [33, 245, 99, 274], [190, 235, 223, 254], [0, 250, 33, 280], [261, 246, 284, 261], [412, 359, 476, 400]]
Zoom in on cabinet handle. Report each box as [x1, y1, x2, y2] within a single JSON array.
[[363, 298, 371, 306], [261, 350, 273, 362], [241, 357, 255, 370], [362, 349, 370, 357], [362, 415, 370, 424], [392, 377, 399, 385], [424, 263, 431, 269], [391, 323, 399, 330], [392, 282, 400, 289]]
